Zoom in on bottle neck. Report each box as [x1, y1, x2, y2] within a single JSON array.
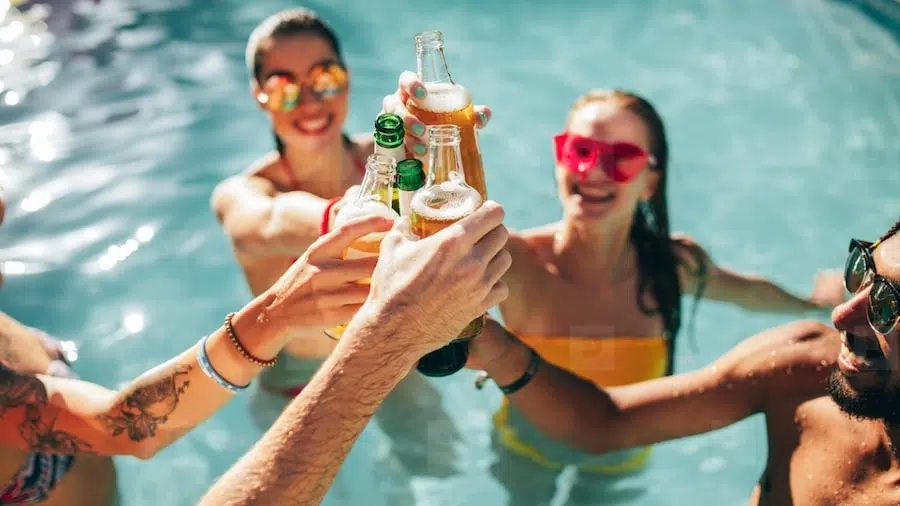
[[417, 45, 453, 85], [427, 141, 464, 185], [359, 165, 396, 206]]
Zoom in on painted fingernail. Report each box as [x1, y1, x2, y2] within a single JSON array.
[[414, 85, 426, 99], [412, 122, 425, 136], [414, 143, 426, 156], [477, 110, 490, 126]]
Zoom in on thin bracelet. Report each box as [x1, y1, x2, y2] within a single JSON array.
[[224, 313, 278, 368], [196, 334, 249, 394], [474, 346, 540, 394], [498, 347, 540, 395]]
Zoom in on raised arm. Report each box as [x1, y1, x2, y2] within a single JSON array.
[[470, 319, 837, 455], [672, 234, 842, 314], [211, 169, 336, 257], [0, 216, 391, 459], [0, 299, 276, 459]]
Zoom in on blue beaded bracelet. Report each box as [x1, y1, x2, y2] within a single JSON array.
[[196, 334, 249, 394]]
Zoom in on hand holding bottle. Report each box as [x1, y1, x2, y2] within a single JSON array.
[[360, 201, 511, 358], [381, 70, 492, 162]]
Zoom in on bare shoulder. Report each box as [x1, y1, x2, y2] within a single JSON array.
[[210, 152, 281, 218], [724, 320, 839, 408]]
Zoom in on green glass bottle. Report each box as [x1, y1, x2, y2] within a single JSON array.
[[374, 113, 405, 214], [396, 158, 426, 217]]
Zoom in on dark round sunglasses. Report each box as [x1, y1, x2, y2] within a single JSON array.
[[844, 238, 900, 335]]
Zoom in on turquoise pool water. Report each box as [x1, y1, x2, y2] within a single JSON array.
[[1, 0, 898, 504]]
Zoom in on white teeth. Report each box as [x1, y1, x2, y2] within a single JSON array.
[[298, 117, 329, 130]]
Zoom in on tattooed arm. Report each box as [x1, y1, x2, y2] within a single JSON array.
[[0, 300, 279, 459]]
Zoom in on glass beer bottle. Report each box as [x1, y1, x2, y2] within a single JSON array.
[[374, 112, 405, 214], [396, 158, 426, 217], [407, 30, 488, 202], [410, 125, 485, 377], [323, 153, 399, 340]]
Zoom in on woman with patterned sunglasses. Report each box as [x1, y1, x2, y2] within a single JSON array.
[[382, 85, 847, 504]]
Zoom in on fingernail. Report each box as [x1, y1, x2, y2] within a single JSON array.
[[414, 85, 426, 99], [477, 110, 490, 126], [412, 122, 425, 136], [414, 143, 426, 156]]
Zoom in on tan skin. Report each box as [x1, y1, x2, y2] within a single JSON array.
[[0, 314, 117, 506], [0, 215, 389, 506], [212, 35, 489, 360], [453, 232, 900, 505]]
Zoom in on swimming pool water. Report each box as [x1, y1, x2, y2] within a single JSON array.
[[0, 0, 897, 504]]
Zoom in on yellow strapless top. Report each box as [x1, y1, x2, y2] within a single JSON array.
[[494, 334, 668, 474]]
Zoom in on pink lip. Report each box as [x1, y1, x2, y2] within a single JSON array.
[[838, 352, 860, 373]]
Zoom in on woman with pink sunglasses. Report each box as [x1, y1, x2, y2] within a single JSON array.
[[385, 84, 846, 504]]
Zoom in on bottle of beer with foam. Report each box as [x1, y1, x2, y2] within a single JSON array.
[[374, 113, 405, 214], [407, 30, 488, 202], [410, 125, 485, 376], [324, 153, 399, 340]]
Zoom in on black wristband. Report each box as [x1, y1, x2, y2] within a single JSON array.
[[498, 347, 540, 395]]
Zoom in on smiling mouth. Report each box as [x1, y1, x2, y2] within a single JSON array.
[[839, 331, 886, 373], [571, 183, 615, 204], [293, 113, 334, 135]]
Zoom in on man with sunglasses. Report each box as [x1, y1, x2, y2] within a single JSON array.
[[467, 219, 900, 504]]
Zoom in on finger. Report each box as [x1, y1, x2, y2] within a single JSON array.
[[481, 280, 510, 313], [315, 282, 372, 308], [471, 224, 509, 266], [445, 200, 505, 248], [316, 256, 380, 285], [482, 248, 513, 288], [398, 70, 425, 105], [384, 216, 418, 246], [381, 93, 427, 151], [310, 215, 395, 260], [474, 105, 492, 129], [320, 304, 366, 328]]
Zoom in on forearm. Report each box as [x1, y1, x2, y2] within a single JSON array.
[[199, 306, 415, 506], [485, 334, 756, 455], [0, 297, 280, 458], [236, 193, 332, 257], [730, 277, 822, 314]]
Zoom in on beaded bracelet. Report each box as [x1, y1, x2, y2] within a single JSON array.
[[196, 334, 249, 394], [224, 312, 278, 368]]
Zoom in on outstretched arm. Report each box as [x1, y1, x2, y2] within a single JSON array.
[[673, 234, 839, 314], [0, 298, 277, 459], [472, 319, 837, 455]]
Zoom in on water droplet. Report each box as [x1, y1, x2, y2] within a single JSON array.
[[807, 473, 813, 480], [770, 350, 777, 356], [820, 360, 829, 367]]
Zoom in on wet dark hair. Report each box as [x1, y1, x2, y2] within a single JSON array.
[[566, 90, 696, 376], [878, 218, 900, 244], [245, 8, 350, 155]]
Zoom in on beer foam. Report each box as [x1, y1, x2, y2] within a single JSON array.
[[334, 198, 398, 227], [410, 185, 481, 223], [418, 82, 471, 113]]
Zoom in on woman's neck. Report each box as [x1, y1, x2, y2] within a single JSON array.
[[553, 213, 637, 284], [281, 136, 351, 189]]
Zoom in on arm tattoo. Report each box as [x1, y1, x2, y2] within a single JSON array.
[[0, 363, 93, 453], [97, 364, 192, 442]]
